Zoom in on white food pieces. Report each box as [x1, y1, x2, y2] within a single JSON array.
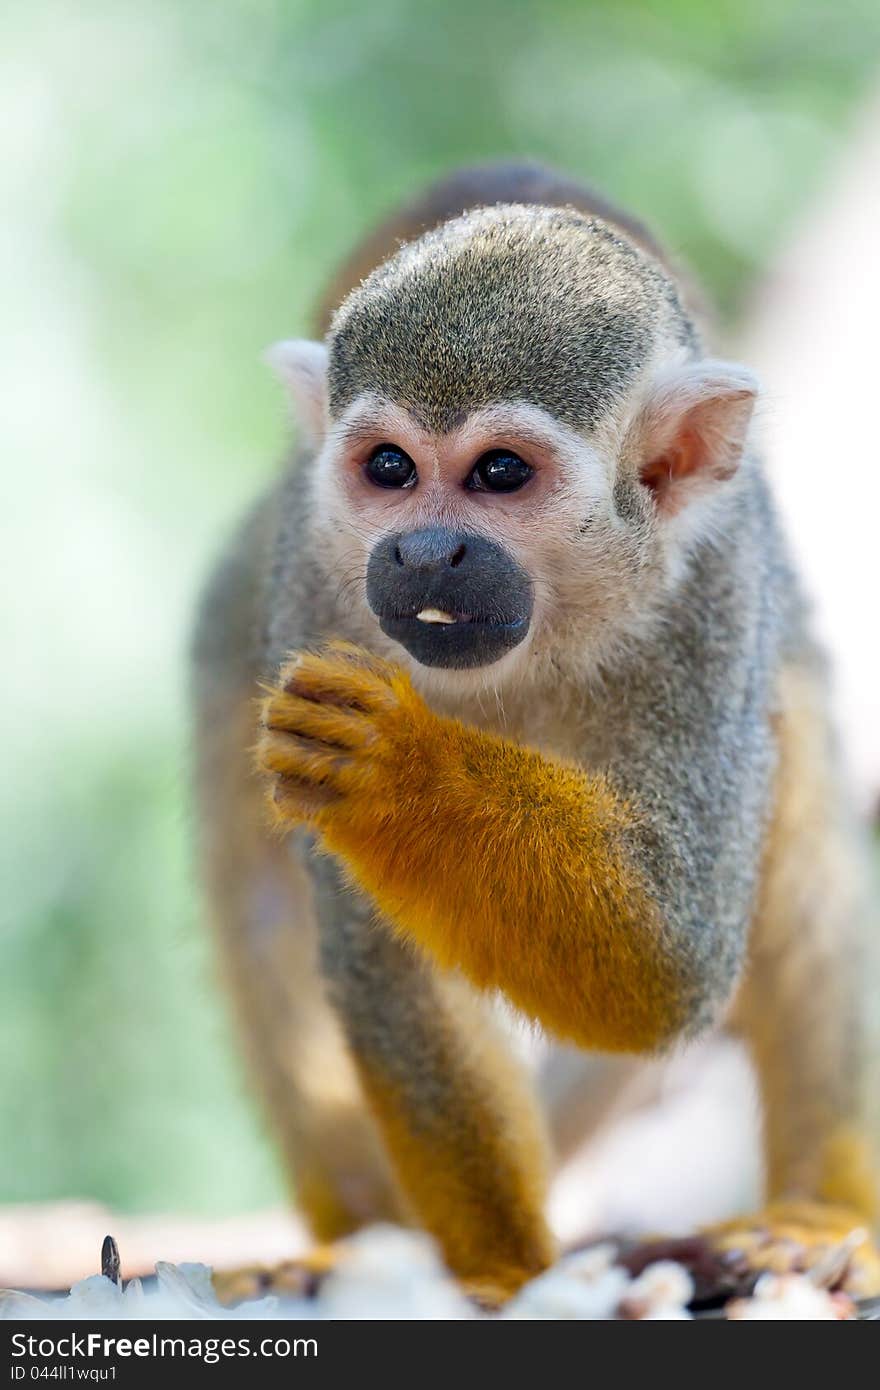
[[416, 608, 456, 624]]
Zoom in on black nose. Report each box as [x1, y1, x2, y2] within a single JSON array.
[[393, 527, 468, 572]]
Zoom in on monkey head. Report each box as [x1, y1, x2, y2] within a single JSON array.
[[268, 205, 757, 687]]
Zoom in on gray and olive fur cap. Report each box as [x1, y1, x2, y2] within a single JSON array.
[[327, 204, 699, 433]]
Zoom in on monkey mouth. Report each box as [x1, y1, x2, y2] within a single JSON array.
[[389, 603, 527, 631], [377, 609, 530, 668]]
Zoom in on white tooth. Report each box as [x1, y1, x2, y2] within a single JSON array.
[[416, 608, 456, 625]]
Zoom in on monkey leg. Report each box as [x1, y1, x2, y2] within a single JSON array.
[[194, 695, 405, 1257], [191, 510, 412, 1303], [308, 855, 555, 1301], [705, 667, 880, 1295]]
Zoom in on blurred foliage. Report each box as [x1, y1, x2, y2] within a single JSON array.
[[2, 0, 880, 1213]]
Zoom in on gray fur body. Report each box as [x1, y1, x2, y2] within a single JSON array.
[[191, 168, 877, 1275]]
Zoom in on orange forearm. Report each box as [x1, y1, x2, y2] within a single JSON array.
[[320, 716, 679, 1052]]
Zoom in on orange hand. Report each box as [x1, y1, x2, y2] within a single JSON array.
[[258, 641, 436, 829]]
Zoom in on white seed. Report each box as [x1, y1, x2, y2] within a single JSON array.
[[416, 608, 456, 624]]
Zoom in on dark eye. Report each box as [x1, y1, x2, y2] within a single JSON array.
[[467, 449, 533, 494], [365, 444, 416, 489]]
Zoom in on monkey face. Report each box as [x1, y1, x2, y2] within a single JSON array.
[[270, 205, 756, 690], [365, 525, 533, 669], [302, 374, 751, 690], [305, 394, 633, 680], [269, 355, 759, 693]]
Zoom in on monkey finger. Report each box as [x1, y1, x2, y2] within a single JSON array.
[[280, 649, 399, 716], [323, 639, 399, 685], [269, 773, 340, 823], [262, 692, 376, 750], [258, 729, 353, 785]]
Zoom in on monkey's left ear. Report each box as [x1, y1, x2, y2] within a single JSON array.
[[633, 359, 758, 514], [264, 339, 329, 444]]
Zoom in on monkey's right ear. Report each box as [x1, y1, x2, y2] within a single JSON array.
[[264, 340, 329, 444]]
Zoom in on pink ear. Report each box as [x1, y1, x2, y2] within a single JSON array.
[[264, 339, 329, 444], [636, 360, 758, 513]]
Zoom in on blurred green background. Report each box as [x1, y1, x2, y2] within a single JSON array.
[[3, 0, 880, 1216]]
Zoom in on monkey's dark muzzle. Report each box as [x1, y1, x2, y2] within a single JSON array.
[[366, 527, 533, 669]]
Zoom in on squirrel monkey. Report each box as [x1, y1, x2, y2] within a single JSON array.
[[192, 163, 880, 1301]]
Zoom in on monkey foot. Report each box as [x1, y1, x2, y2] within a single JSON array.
[[212, 1245, 340, 1306], [702, 1201, 880, 1297], [212, 1245, 527, 1311]]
